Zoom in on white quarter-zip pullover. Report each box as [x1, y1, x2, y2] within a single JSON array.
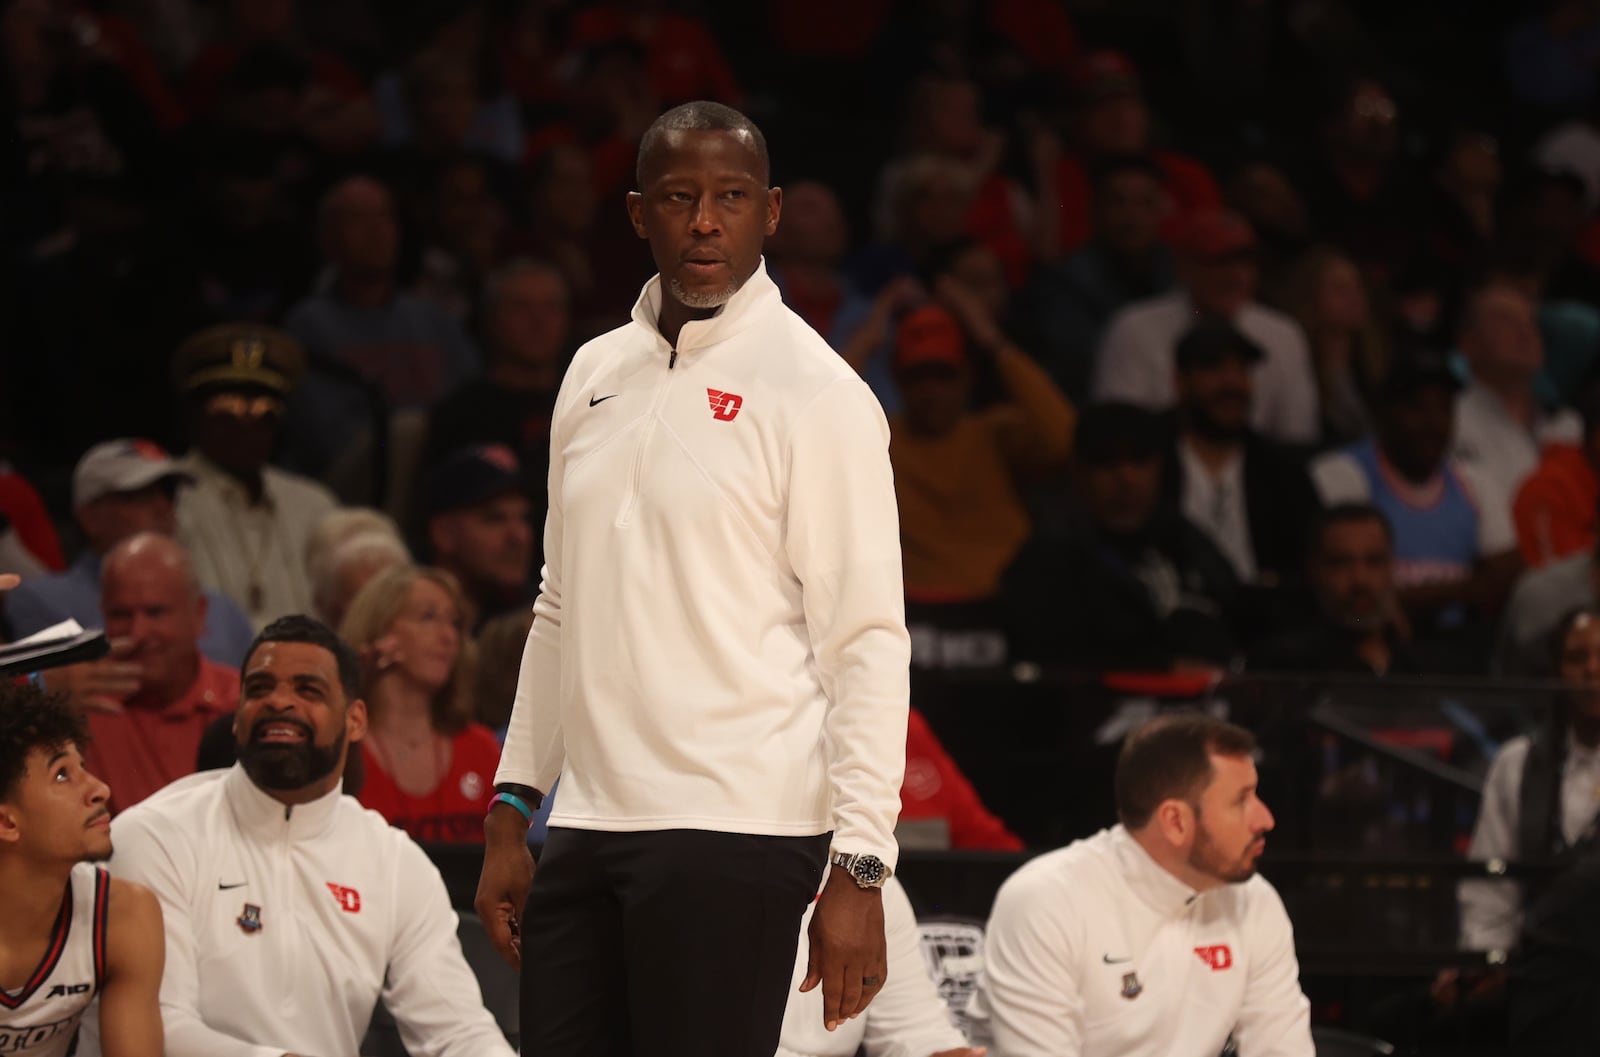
[[497, 261, 911, 867], [983, 826, 1312, 1057], [95, 766, 513, 1057]]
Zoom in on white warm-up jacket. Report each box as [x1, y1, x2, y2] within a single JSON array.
[[93, 766, 514, 1057], [983, 826, 1313, 1057], [496, 261, 911, 867]]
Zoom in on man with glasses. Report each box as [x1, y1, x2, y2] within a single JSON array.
[[171, 324, 339, 630]]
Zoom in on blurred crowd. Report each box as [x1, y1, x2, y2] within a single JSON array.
[[8, 0, 1600, 832]]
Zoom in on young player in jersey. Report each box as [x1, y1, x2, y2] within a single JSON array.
[[0, 682, 164, 1056]]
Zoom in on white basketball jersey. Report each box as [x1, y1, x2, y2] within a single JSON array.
[[0, 863, 108, 1057]]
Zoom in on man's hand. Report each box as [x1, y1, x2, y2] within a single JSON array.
[[42, 639, 142, 714], [0, 572, 19, 591], [800, 866, 888, 1031], [475, 804, 536, 969], [933, 276, 1005, 353]]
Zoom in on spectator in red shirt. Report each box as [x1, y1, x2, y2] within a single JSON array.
[[340, 564, 501, 844], [901, 707, 1023, 851], [1516, 388, 1600, 569], [70, 533, 240, 813], [1038, 50, 1222, 262]]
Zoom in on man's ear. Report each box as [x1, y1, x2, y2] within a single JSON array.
[[1154, 798, 1195, 850], [345, 697, 369, 744], [765, 185, 782, 238], [626, 191, 648, 239], [0, 802, 22, 846]]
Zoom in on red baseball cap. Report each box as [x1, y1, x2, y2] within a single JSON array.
[[895, 305, 966, 372], [1175, 208, 1257, 259]]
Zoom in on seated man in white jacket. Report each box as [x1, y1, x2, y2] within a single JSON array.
[[777, 876, 984, 1057], [87, 615, 515, 1057], [983, 712, 1312, 1057]]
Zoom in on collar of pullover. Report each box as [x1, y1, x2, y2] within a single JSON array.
[[630, 257, 782, 357], [224, 761, 343, 839], [1111, 824, 1205, 918]]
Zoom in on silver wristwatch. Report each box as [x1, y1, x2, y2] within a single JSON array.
[[831, 850, 890, 889]]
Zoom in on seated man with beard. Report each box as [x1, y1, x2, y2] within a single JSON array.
[[983, 713, 1313, 1057], [88, 616, 514, 1057]]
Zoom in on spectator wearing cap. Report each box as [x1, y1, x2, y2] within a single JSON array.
[[1037, 49, 1223, 260], [889, 302, 1075, 611], [4, 439, 254, 664], [1019, 155, 1177, 402], [424, 260, 570, 549], [1515, 386, 1600, 569], [424, 444, 535, 629], [1248, 504, 1419, 677], [1094, 207, 1320, 445], [170, 323, 339, 630], [280, 175, 481, 484], [76, 532, 240, 813], [1312, 353, 1522, 640], [1452, 279, 1583, 552], [1005, 402, 1240, 672], [1162, 319, 1320, 598]]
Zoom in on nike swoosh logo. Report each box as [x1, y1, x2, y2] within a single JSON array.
[[589, 394, 618, 407], [218, 881, 248, 890], [1103, 954, 1131, 964]]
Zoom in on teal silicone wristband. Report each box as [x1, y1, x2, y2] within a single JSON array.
[[489, 792, 534, 826]]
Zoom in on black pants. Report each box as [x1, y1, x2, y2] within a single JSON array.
[[520, 827, 830, 1057]]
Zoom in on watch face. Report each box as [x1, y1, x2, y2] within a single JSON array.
[[853, 856, 885, 884]]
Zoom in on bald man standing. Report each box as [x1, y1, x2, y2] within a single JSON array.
[[85, 533, 241, 813]]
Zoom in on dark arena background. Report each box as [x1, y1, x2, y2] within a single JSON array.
[[5, 1, 1600, 1055]]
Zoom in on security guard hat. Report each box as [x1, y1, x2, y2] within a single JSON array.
[[171, 324, 306, 397]]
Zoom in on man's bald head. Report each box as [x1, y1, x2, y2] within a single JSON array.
[[101, 534, 208, 705], [102, 533, 200, 599]]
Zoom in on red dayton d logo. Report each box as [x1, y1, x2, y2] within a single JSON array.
[[1194, 945, 1233, 971], [706, 389, 744, 422], [326, 883, 362, 914]]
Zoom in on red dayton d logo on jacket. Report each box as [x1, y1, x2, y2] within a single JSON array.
[[326, 883, 361, 914], [706, 389, 744, 421], [1194, 945, 1232, 971]]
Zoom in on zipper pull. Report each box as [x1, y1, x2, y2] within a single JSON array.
[[669, 349, 678, 370]]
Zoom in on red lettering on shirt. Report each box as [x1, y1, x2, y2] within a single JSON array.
[[1194, 944, 1232, 971]]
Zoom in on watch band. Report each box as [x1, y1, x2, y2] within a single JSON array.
[[831, 851, 890, 888]]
